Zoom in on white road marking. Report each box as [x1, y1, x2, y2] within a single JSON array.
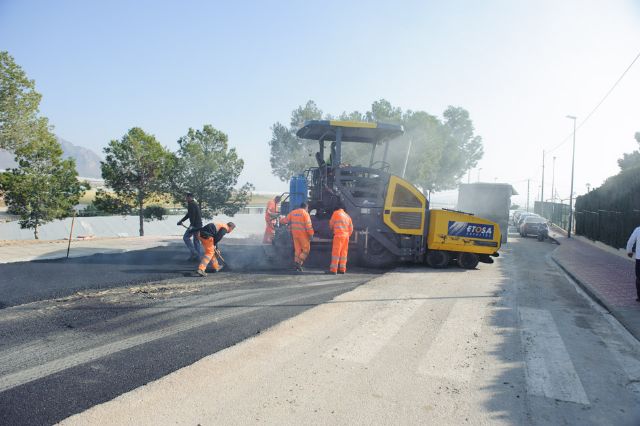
[[519, 307, 590, 404], [324, 299, 424, 364], [418, 298, 486, 382]]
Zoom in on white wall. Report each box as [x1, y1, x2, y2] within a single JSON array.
[[0, 214, 265, 241]]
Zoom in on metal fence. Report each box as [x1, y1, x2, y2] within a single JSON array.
[[534, 201, 571, 230], [574, 209, 640, 249]]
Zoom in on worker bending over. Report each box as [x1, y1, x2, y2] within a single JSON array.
[[281, 202, 314, 272], [197, 222, 236, 277], [263, 195, 281, 244], [328, 203, 353, 274]]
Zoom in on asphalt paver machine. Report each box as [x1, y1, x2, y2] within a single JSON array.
[[273, 120, 501, 269]]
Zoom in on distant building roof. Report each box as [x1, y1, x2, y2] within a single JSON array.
[[459, 182, 518, 196]]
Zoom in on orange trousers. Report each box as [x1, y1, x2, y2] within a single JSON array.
[[330, 235, 349, 273], [292, 234, 311, 265], [263, 222, 275, 244], [198, 235, 220, 271]]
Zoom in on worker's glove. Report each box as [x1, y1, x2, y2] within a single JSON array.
[[177, 220, 182, 226], [628, 253, 633, 258]]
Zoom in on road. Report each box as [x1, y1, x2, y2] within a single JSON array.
[[0, 243, 377, 425], [0, 240, 280, 308], [1, 235, 640, 425]]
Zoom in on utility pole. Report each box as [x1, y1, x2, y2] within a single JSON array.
[[541, 150, 545, 204], [477, 168, 482, 182], [567, 115, 577, 238], [551, 156, 556, 203], [526, 179, 530, 212]]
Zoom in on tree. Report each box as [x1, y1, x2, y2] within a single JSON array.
[[433, 106, 484, 190], [168, 125, 253, 218], [399, 109, 446, 190], [268, 99, 484, 192], [365, 99, 403, 124], [269, 100, 323, 181], [617, 132, 640, 171], [0, 118, 87, 239], [0, 51, 42, 151], [96, 127, 172, 236]]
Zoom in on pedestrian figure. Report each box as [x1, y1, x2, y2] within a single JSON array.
[[327, 203, 353, 274], [263, 195, 281, 244], [177, 193, 203, 261], [197, 222, 236, 277], [625, 225, 640, 302], [281, 202, 314, 272]]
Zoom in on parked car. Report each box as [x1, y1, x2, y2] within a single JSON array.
[[520, 215, 549, 237], [510, 210, 525, 225], [515, 212, 537, 228]]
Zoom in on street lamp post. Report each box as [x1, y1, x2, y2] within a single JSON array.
[[477, 168, 482, 182], [541, 150, 545, 205], [551, 156, 556, 202], [566, 115, 577, 238]]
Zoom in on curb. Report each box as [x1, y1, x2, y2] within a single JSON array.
[[551, 254, 610, 313], [552, 252, 640, 343]]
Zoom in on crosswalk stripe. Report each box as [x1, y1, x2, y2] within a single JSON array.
[[323, 300, 424, 364], [418, 298, 485, 382], [519, 307, 590, 405]]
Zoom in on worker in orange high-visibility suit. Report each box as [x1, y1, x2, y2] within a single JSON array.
[[197, 222, 236, 277], [281, 202, 314, 272], [328, 203, 353, 274], [263, 195, 281, 244]]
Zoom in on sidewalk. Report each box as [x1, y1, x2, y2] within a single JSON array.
[[551, 234, 640, 341], [0, 236, 182, 264]]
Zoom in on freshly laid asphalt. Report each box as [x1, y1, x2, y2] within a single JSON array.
[[0, 242, 377, 425], [0, 245, 189, 308], [0, 242, 294, 308]]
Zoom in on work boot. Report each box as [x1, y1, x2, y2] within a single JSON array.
[[295, 263, 304, 272], [338, 270, 346, 274], [325, 270, 337, 275], [197, 269, 207, 277]]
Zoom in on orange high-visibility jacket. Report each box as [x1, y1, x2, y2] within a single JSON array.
[[265, 199, 278, 223], [283, 208, 314, 237], [200, 222, 233, 243], [215, 222, 231, 232], [329, 209, 353, 237]]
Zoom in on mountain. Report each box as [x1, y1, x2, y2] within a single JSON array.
[[0, 136, 103, 179]]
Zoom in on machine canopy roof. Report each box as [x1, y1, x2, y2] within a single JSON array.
[[296, 120, 404, 144]]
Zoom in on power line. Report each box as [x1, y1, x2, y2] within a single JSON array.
[[546, 49, 640, 155]]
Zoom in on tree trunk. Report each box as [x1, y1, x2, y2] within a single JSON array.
[[34, 216, 40, 239], [138, 195, 144, 237]]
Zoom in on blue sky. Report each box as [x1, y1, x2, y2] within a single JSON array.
[[1, 0, 639, 204]]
